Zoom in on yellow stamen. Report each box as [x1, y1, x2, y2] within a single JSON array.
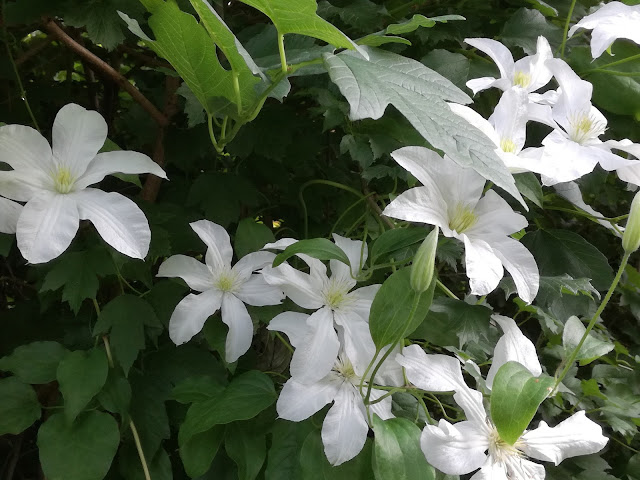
[[449, 204, 477, 233], [53, 167, 76, 194], [513, 71, 531, 88], [500, 138, 517, 153]]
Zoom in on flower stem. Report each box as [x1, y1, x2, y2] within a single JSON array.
[[436, 279, 459, 300], [278, 33, 287, 74], [560, 0, 577, 59], [553, 252, 630, 390], [581, 53, 640, 74]]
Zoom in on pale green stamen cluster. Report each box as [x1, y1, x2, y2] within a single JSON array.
[[512, 71, 531, 88], [449, 204, 478, 234], [333, 355, 358, 383], [568, 112, 605, 144], [53, 167, 76, 194], [488, 427, 523, 464], [322, 278, 352, 309], [214, 269, 239, 293], [500, 138, 517, 154]]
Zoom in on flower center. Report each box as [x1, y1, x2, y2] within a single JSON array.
[[500, 138, 517, 154], [512, 71, 531, 88], [53, 167, 76, 194], [448, 204, 477, 234], [322, 278, 352, 310], [487, 427, 522, 464], [333, 355, 359, 384], [214, 269, 238, 293], [568, 111, 605, 144]]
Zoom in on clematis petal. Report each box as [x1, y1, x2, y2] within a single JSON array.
[[322, 384, 369, 466], [396, 344, 467, 392], [220, 293, 254, 363], [448, 103, 500, 147], [554, 181, 621, 235], [261, 264, 324, 309], [489, 236, 540, 304], [369, 388, 394, 421], [470, 461, 509, 480], [486, 315, 542, 389], [16, 191, 79, 264], [290, 307, 340, 384], [267, 312, 310, 348], [489, 88, 529, 153], [190, 220, 233, 271], [469, 190, 528, 237], [0, 197, 22, 234], [330, 234, 367, 283], [333, 310, 376, 376], [0, 124, 53, 173], [420, 419, 489, 475], [276, 375, 342, 422], [0, 169, 51, 202], [51, 104, 108, 177], [383, 186, 450, 233], [75, 151, 167, 189], [235, 273, 284, 306], [462, 235, 504, 297], [547, 59, 593, 127], [464, 38, 514, 81], [589, 26, 623, 59], [169, 289, 223, 345], [503, 457, 546, 480], [539, 131, 600, 185], [453, 387, 489, 426], [466, 76, 500, 95], [262, 237, 328, 280], [344, 284, 380, 322], [232, 251, 277, 281], [157, 254, 213, 292], [521, 410, 608, 465], [74, 188, 150, 259]]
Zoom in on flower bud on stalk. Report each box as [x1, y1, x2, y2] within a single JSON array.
[[623, 191, 640, 254], [411, 226, 439, 293]]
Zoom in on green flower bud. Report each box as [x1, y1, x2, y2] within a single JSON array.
[[411, 226, 439, 293], [623, 191, 640, 253]]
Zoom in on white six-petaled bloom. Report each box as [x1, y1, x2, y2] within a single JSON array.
[[382, 147, 539, 303], [157, 219, 284, 363], [272, 312, 399, 466], [0, 103, 167, 263], [397, 316, 608, 480], [568, 1, 640, 59], [465, 36, 553, 97], [262, 235, 381, 385], [537, 59, 638, 186]]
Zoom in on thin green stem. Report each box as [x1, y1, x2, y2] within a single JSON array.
[[436, 279, 459, 300], [275, 331, 294, 354], [583, 69, 640, 78], [278, 33, 287, 74], [581, 53, 640, 74], [299, 180, 364, 238], [554, 252, 630, 390], [545, 205, 628, 223], [232, 72, 242, 114], [207, 114, 224, 154], [560, 0, 577, 58], [2, 0, 40, 132]]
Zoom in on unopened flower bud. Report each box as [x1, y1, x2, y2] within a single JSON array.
[[411, 226, 439, 293], [623, 191, 640, 253]]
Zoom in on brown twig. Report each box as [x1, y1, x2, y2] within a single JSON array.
[[362, 182, 395, 229], [42, 18, 168, 127], [141, 76, 180, 203]]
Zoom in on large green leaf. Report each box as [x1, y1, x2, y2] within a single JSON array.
[[299, 429, 374, 478], [239, 0, 359, 51], [369, 267, 436, 350], [235, 218, 276, 258], [0, 341, 69, 384], [490, 361, 554, 445], [386, 14, 465, 35], [0, 377, 41, 435], [180, 371, 276, 442], [38, 411, 120, 480], [272, 238, 351, 267], [264, 420, 316, 480], [370, 227, 427, 265], [324, 47, 524, 206], [225, 423, 267, 480], [372, 416, 435, 480], [521, 229, 614, 290], [57, 348, 109, 423], [180, 425, 225, 478]]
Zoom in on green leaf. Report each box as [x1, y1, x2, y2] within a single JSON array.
[[385, 14, 465, 35], [0, 233, 13, 257], [372, 416, 435, 480], [225, 423, 267, 480], [324, 47, 524, 206], [239, 0, 360, 51], [370, 227, 427, 265], [265, 420, 316, 480], [421, 50, 470, 91], [38, 411, 120, 480], [126, 1, 247, 117], [500, 8, 562, 54], [341, 134, 374, 168], [562, 316, 614, 365], [272, 238, 351, 267], [94, 295, 158, 375], [41, 247, 116, 313], [369, 268, 436, 350], [490, 361, 554, 445], [514, 172, 543, 208], [235, 218, 276, 258], [97, 368, 132, 419], [299, 429, 374, 478], [180, 370, 276, 442], [57, 349, 109, 423], [0, 341, 69, 384], [170, 375, 226, 404], [0, 377, 41, 435], [180, 425, 226, 478], [357, 34, 411, 47], [521, 229, 614, 290]]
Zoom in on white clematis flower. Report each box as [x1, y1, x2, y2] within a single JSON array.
[[568, 1, 640, 59], [382, 147, 539, 303], [449, 88, 546, 174], [396, 318, 608, 480], [262, 235, 381, 385], [0, 103, 167, 263], [601, 138, 640, 187], [157, 219, 284, 362], [465, 36, 553, 97], [537, 59, 638, 186], [273, 312, 395, 466], [0, 197, 22, 234]]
